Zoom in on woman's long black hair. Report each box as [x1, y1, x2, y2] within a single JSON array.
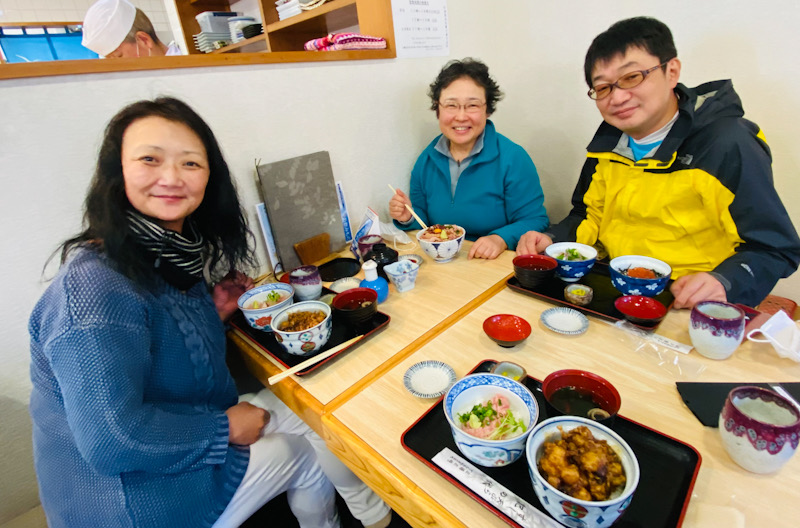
[[59, 97, 255, 284]]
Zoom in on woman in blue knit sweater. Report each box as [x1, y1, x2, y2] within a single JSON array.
[[29, 98, 391, 528], [389, 58, 549, 260]]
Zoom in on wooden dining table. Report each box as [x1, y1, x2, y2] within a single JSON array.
[[230, 240, 800, 528]]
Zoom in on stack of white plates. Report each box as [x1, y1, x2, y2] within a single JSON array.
[[193, 32, 231, 53], [276, 0, 301, 20]]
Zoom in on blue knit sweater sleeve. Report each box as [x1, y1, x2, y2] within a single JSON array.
[[37, 256, 231, 476]]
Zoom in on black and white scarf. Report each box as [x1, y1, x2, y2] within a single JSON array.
[[126, 211, 206, 287]]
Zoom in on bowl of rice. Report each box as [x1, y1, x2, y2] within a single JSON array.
[[416, 224, 466, 263], [609, 255, 671, 297], [443, 373, 539, 467]]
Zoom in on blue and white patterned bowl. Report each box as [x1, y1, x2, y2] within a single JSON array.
[[271, 301, 332, 356], [384, 259, 420, 292], [237, 283, 295, 332], [526, 416, 640, 528], [416, 225, 466, 263], [609, 255, 671, 297], [443, 373, 538, 467], [545, 242, 598, 282]]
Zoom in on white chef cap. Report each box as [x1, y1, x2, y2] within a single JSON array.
[[82, 0, 137, 56]]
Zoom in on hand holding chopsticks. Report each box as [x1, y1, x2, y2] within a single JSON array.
[[267, 335, 363, 385], [388, 184, 428, 230]]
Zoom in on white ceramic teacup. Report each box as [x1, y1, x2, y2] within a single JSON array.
[[288, 265, 322, 301], [689, 301, 745, 360]]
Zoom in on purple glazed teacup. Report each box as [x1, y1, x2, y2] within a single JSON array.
[[288, 265, 322, 301], [357, 234, 383, 260], [719, 386, 800, 473], [688, 301, 745, 360]]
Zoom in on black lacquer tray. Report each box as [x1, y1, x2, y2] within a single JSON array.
[[229, 291, 389, 375], [402, 360, 701, 528], [507, 261, 675, 330]]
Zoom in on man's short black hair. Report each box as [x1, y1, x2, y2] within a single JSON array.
[[584, 17, 677, 87]]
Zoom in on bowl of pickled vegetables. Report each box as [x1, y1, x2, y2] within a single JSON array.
[[609, 255, 671, 297], [443, 373, 538, 467], [237, 283, 295, 332], [416, 224, 466, 263], [544, 242, 598, 282]]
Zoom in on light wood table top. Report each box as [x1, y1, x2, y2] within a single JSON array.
[[230, 238, 517, 432], [326, 287, 800, 528]]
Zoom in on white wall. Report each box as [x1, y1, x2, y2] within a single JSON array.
[[1, 0, 799, 522]]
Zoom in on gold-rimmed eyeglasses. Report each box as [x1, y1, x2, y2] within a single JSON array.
[[587, 59, 674, 100], [438, 100, 486, 115]]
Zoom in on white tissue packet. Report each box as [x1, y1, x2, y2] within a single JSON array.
[[349, 207, 380, 259]]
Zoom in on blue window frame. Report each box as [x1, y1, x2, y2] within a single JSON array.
[[0, 25, 98, 63]]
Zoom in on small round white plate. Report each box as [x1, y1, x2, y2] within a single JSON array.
[[329, 277, 361, 293], [399, 254, 424, 267], [403, 360, 456, 398], [540, 307, 589, 335]]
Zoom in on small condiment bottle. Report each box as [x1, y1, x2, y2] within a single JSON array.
[[359, 260, 388, 303]]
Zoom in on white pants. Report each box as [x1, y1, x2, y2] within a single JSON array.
[[213, 389, 390, 528]]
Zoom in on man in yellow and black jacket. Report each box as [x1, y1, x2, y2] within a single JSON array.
[[517, 17, 800, 308]]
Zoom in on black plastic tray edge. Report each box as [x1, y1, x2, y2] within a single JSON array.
[[230, 308, 390, 376], [401, 360, 702, 528]]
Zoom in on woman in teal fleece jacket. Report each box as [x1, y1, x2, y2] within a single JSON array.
[[390, 58, 548, 259]]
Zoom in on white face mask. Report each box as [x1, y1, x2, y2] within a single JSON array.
[[747, 310, 800, 362]]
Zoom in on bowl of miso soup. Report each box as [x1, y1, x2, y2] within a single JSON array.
[[541, 369, 621, 426]]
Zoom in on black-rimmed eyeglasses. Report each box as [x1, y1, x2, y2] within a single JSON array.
[[587, 59, 673, 100]]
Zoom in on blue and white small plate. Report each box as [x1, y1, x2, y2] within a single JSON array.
[[540, 307, 589, 335], [399, 254, 424, 267], [403, 360, 456, 398]]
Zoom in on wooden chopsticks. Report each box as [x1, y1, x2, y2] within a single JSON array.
[[267, 335, 363, 385]]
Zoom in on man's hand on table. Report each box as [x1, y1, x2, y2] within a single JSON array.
[[670, 272, 727, 309], [468, 234, 507, 260], [516, 231, 553, 256]]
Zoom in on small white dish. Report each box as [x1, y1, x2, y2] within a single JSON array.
[[398, 254, 424, 267], [329, 277, 361, 293], [403, 360, 456, 398], [540, 307, 589, 335]]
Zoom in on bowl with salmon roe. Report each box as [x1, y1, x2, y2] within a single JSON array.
[[609, 255, 672, 297]]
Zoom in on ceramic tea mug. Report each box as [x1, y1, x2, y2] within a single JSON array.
[[357, 234, 383, 259], [288, 265, 322, 301], [719, 386, 800, 473], [689, 301, 746, 360]]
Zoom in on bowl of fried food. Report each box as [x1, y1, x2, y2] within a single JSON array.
[[272, 300, 332, 356], [526, 416, 640, 528], [443, 373, 539, 467], [609, 255, 671, 297]]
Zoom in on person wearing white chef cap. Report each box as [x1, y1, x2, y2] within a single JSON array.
[[82, 0, 182, 58]]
